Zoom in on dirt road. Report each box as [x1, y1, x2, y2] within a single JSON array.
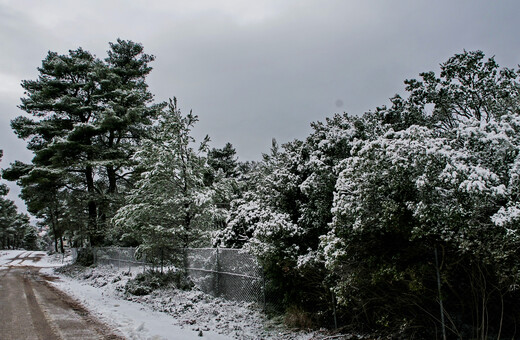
[[0, 251, 123, 340]]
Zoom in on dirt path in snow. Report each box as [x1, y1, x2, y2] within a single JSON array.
[[0, 251, 124, 340]]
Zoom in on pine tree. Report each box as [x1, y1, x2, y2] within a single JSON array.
[[113, 99, 214, 264], [9, 40, 160, 246]]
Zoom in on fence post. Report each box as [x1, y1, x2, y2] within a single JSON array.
[[128, 248, 132, 272], [262, 269, 266, 312], [216, 247, 220, 297], [161, 247, 164, 273], [142, 248, 146, 273]]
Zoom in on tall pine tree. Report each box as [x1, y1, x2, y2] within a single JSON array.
[[9, 40, 160, 246]]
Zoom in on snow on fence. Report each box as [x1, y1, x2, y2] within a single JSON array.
[[186, 248, 264, 303], [83, 247, 265, 305]]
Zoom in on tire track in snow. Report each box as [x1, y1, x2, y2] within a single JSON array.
[[0, 251, 124, 340], [22, 271, 60, 339]]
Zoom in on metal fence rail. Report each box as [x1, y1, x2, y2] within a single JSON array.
[[82, 246, 264, 305]]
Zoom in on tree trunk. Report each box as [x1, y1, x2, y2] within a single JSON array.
[[54, 233, 59, 253], [106, 130, 118, 194], [85, 165, 99, 246], [107, 165, 117, 194], [59, 235, 64, 253], [49, 208, 60, 253]]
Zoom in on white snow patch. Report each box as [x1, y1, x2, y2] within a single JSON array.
[[49, 272, 230, 340]]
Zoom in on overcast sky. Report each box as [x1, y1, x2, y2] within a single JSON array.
[[1, 0, 520, 212]]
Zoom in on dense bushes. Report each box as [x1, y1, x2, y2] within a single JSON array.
[[75, 248, 95, 266], [218, 51, 520, 337], [124, 270, 193, 296], [319, 52, 520, 337]]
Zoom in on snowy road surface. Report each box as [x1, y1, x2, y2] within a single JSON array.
[[0, 251, 123, 339]]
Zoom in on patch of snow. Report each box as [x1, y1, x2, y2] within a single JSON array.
[[0, 250, 70, 268], [48, 266, 232, 340], [49, 263, 331, 340]]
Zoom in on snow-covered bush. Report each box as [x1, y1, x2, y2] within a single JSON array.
[[124, 269, 194, 296], [212, 50, 520, 336], [214, 117, 375, 322], [322, 51, 520, 337]]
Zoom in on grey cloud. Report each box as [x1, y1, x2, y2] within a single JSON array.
[[1, 0, 520, 213]]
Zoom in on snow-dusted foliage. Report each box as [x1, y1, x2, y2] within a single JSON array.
[[212, 115, 378, 322], [326, 115, 520, 266], [320, 52, 520, 337], [113, 99, 215, 261], [295, 114, 381, 251], [219, 197, 300, 256], [216, 115, 374, 256], [215, 141, 301, 257]]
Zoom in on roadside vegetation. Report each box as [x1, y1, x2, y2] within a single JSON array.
[[3, 41, 520, 338]]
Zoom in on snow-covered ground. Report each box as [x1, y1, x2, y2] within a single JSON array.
[[52, 269, 233, 340], [0, 249, 63, 268], [0, 250, 337, 340]]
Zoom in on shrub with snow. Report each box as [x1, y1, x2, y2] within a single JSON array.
[[124, 269, 194, 296]]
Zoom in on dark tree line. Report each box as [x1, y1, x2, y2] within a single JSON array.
[[0, 150, 35, 250]]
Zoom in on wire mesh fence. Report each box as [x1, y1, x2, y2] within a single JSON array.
[[71, 248, 78, 263], [186, 248, 264, 303], [82, 246, 265, 305], [92, 247, 148, 271]]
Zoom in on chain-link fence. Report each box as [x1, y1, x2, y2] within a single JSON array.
[[81, 247, 265, 305], [186, 248, 264, 303], [92, 247, 148, 271], [71, 248, 78, 263]]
